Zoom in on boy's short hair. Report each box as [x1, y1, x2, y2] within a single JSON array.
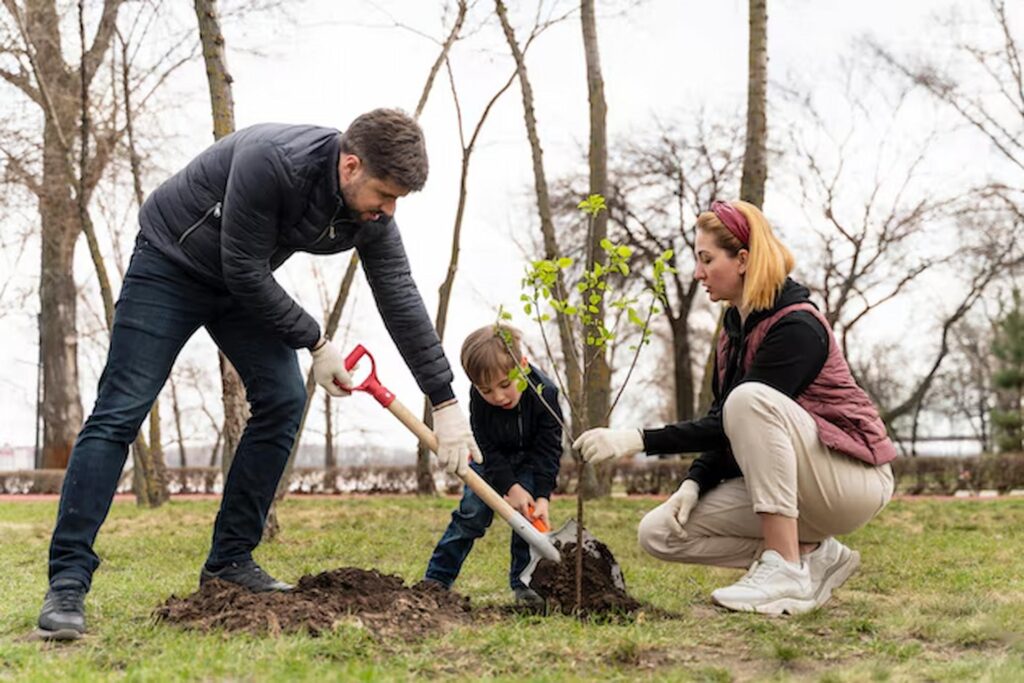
[[461, 324, 523, 386]]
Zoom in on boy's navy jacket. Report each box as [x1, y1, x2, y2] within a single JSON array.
[[468, 365, 563, 499]]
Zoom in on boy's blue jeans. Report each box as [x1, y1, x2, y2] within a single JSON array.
[[47, 237, 308, 590], [425, 463, 535, 591]]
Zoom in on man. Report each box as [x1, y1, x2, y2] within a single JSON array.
[[37, 109, 482, 640]]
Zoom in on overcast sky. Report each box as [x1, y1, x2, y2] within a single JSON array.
[[0, 0, 1001, 456]]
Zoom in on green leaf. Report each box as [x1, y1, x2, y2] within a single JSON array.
[[616, 245, 632, 258], [589, 294, 601, 305], [599, 238, 612, 251], [557, 257, 573, 268]]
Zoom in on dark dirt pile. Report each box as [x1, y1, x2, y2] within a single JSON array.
[[530, 538, 642, 617], [154, 567, 471, 640]]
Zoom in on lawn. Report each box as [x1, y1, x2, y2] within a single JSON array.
[[1, 495, 1022, 681]]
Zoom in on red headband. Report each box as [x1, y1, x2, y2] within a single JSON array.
[[710, 201, 750, 247]]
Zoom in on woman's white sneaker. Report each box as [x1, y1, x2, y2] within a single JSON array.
[[802, 537, 860, 608], [711, 550, 816, 615]]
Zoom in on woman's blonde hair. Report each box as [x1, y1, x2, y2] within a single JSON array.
[[695, 200, 794, 311]]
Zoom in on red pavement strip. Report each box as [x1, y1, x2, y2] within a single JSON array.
[[0, 493, 1013, 503]]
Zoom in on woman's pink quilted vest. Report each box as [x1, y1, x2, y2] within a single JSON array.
[[716, 303, 897, 466]]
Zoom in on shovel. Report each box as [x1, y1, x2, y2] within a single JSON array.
[[342, 344, 560, 564]]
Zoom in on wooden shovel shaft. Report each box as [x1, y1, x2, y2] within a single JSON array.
[[386, 398, 522, 527]]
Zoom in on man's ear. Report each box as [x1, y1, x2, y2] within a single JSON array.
[[339, 153, 361, 183], [520, 355, 529, 368]]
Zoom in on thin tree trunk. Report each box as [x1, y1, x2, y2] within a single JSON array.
[[740, 0, 768, 207], [117, 27, 168, 506], [581, 0, 613, 498], [193, 0, 249, 481], [265, 253, 360, 539], [324, 392, 335, 468], [170, 376, 187, 467], [411, 2, 470, 494], [495, 0, 583, 431], [669, 315, 696, 422]]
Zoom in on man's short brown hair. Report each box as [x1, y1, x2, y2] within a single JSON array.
[[461, 324, 523, 387], [340, 108, 428, 191]]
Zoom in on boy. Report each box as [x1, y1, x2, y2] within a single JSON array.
[[424, 324, 563, 605]]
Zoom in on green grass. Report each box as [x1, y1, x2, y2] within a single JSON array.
[[1, 496, 1023, 681]]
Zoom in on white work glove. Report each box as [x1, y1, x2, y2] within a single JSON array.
[[647, 479, 700, 537], [310, 340, 353, 397], [432, 402, 483, 476], [572, 427, 645, 464]]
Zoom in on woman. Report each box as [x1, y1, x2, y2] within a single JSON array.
[[574, 200, 896, 615]]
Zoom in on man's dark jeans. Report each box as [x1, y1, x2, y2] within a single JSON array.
[[425, 463, 534, 591], [48, 237, 308, 590]]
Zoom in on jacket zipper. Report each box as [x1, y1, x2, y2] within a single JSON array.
[[178, 202, 222, 244]]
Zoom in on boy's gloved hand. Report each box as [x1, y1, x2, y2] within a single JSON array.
[[647, 479, 700, 537], [504, 483, 535, 517], [432, 402, 482, 476], [310, 339, 353, 397], [572, 428, 644, 463], [529, 497, 550, 528]]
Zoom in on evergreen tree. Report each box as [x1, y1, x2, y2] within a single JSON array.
[[991, 289, 1024, 452]]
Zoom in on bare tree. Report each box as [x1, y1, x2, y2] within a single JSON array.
[[0, 0, 127, 468], [193, 0, 249, 475], [494, 0, 582, 427], [871, 0, 1023, 179], [609, 118, 745, 422]]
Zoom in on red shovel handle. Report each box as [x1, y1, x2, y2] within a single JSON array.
[[343, 344, 395, 408]]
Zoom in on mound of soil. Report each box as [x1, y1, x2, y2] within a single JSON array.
[[154, 567, 471, 640], [530, 538, 642, 617]]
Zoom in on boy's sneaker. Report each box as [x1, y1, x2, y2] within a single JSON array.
[[200, 559, 292, 592], [37, 578, 87, 640], [513, 586, 545, 608], [802, 537, 860, 608], [711, 550, 816, 615]]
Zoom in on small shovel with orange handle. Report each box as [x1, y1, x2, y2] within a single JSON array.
[[342, 344, 561, 564]]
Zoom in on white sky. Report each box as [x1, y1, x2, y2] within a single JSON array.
[[0, 0, 1005, 456]]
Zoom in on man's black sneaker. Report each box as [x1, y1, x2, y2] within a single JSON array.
[[200, 559, 293, 592], [37, 578, 87, 640]]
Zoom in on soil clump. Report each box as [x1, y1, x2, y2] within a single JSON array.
[[154, 567, 471, 640], [530, 538, 642, 617]]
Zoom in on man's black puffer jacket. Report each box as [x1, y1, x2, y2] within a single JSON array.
[[139, 123, 453, 403]]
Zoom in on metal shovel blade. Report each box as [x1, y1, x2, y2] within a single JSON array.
[[518, 518, 626, 591]]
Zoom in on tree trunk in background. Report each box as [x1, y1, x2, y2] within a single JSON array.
[[413, 1, 468, 495], [697, 0, 768, 415], [193, 0, 250, 478], [580, 0, 612, 498], [495, 0, 583, 436], [170, 376, 188, 467], [669, 315, 695, 422], [740, 0, 768, 207], [324, 392, 336, 468], [6, 0, 126, 468], [118, 27, 168, 506], [266, 253, 360, 539]]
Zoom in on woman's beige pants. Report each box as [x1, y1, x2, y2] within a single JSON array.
[[638, 382, 894, 569]]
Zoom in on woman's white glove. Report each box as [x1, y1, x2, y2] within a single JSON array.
[[650, 479, 701, 536], [572, 427, 644, 463], [432, 402, 483, 476], [310, 340, 353, 397]]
